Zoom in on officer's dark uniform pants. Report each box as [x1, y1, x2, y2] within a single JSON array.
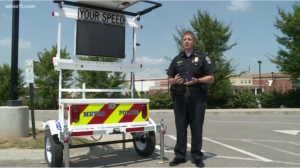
[[173, 92, 206, 161]]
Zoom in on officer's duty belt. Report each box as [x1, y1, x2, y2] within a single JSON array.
[[171, 85, 203, 95]]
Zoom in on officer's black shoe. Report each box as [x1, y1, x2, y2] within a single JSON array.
[[194, 159, 205, 167], [169, 158, 185, 166]]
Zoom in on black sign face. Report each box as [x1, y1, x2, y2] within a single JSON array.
[[75, 19, 125, 58]]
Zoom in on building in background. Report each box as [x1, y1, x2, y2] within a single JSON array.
[[20, 72, 298, 101], [228, 72, 298, 95], [124, 72, 298, 96], [122, 78, 165, 95]]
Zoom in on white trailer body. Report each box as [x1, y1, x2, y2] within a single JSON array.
[[41, 1, 168, 167]]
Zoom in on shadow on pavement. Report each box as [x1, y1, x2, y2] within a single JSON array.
[[62, 143, 217, 167], [162, 144, 216, 161], [66, 147, 162, 167]]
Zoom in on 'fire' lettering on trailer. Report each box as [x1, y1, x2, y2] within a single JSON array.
[[119, 110, 139, 116], [78, 8, 125, 26], [83, 111, 106, 117]]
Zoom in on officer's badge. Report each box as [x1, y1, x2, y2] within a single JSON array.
[[194, 57, 199, 62], [206, 56, 211, 64]]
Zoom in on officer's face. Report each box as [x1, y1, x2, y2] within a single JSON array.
[[181, 34, 195, 50]]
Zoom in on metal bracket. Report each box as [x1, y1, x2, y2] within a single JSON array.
[[63, 124, 70, 167], [59, 0, 63, 8], [119, 133, 129, 152]]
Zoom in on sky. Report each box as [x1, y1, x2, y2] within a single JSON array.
[[0, 0, 297, 85]]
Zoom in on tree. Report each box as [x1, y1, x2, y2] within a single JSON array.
[[34, 45, 74, 109], [267, 2, 300, 86], [173, 9, 242, 108], [0, 63, 25, 105], [75, 56, 126, 98]]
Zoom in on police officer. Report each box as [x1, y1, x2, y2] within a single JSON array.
[[166, 31, 217, 167]]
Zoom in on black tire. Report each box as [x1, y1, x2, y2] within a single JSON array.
[[44, 128, 63, 167], [133, 131, 156, 157]]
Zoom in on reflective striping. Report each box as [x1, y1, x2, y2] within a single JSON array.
[[71, 104, 104, 126], [69, 103, 149, 126], [87, 104, 119, 124], [119, 104, 142, 123], [71, 131, 93, 136], [70, 130, 106, 137], [70, 126, 154, 136], [126, 127, 144, 132], [104, 104, 133, 124]]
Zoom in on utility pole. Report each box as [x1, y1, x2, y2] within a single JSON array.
[[258, 60, 262, 93], [271, 72, 274, 90], [7, 0, 22, 106]]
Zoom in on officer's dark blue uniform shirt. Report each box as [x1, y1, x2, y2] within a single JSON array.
[[167, 50, 217, 86]]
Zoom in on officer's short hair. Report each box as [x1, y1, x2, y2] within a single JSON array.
[[181, 31, 195, 40]]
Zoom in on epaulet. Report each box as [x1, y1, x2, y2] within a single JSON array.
[[196, 51, 208, 58], [178, 52, 184, 57], [195, 51, 204, 55]]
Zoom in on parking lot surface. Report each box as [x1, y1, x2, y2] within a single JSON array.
[[1, 114, 300, 167]]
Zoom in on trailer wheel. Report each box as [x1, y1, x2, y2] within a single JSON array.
[[133, 131, 156, 157], [44, 128, 63, 167]]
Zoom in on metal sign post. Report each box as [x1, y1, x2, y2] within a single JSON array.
[[25, 59, 36, 140]]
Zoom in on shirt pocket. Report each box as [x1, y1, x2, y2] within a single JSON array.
[[191, 63, 202, 75], [175, 63, 185, 74]]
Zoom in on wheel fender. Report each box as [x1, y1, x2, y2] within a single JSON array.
[[42, 120, 63, 135]]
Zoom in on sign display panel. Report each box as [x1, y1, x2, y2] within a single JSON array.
[[76, 8, 126, 58]]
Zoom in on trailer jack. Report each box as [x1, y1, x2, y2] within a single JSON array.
[[157, 119, 168, 164]]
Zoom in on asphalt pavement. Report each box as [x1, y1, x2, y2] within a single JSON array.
[[1, 110, 300, 167]]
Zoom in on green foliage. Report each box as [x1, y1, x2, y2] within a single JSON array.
[[22, 98, 53, 110], [258, 89, 300, 108], [75, 56, 126, 98], [259, 90, 284, 108], [282, 89, 300, 108], [267, 2, 300, 86], [225, 90, 258, 108], [34, 45, 74, 109], [0, 63, 25, 105], [172, 9, 243, 108], [142, 92, 173, 109]]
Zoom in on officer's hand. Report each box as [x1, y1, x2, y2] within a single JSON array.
[[175, 73, 183, 84], [184, 77, 198, 85]]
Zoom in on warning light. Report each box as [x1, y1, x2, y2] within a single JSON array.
[[142, 105, 147, 119], [72, 106, 80, 122], [141, 25, 143, 29], [140, 64, 142, 68], [52, 12, 54, 16], [63, 138, 68, 143], [51, 58, 53, 63]]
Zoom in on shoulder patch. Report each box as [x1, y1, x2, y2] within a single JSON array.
[[205, 56, 211, 64]]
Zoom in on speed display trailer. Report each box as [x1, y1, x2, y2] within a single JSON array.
[[42, 0, 168, 167]]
